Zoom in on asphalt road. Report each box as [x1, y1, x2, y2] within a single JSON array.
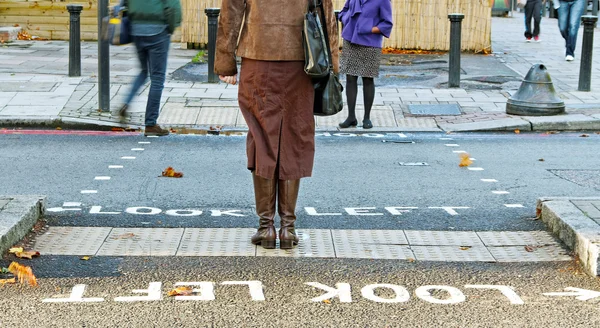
[[1, 130, 600, 327]]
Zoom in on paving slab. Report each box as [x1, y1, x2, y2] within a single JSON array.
[[436, 117, 532, 132], [0, 195, 46, 255], [526, 114, 600, 131]]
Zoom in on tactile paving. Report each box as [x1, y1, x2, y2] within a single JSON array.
[[404, 230, 484, 247], [477, 231, 558, 246], [177, 228, 256, 256], [488, 245, 572, 262], [331, 229, 408, 245], [411, 246, 495, 262], [97, 228, 184, 256], [33, 227, 112, 255], [256, 229, 335, 258], [334, 243, 415, 260], [180, 228, 256, 242]]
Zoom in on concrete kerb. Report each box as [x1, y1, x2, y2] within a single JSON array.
[[0, 196, 46, 255], [537, 197, 600, 276]]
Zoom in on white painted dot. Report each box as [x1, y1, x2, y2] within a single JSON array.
[[440, 138, 453, 140], [81, 190, 98, 194], [453, 150, 467, 154], [468, 167, 484, 171], [109, 165, 123, 169], [469, 158, 476, 161], [492, 191, 510, 194], [139, 141, 151, 144], [95, 176, 111, 181], [445, 144, 460, 147], [63, 202, 81, 207], [131, 148, 144, 151], [481, 179, 498, 182], [121, 156, 136, 160], [146, 136, 159, 138], [505, 204, 524, 208]]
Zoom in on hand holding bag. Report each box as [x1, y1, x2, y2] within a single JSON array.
[[102, 0, 132, 45], [307, 0, 344, 117]]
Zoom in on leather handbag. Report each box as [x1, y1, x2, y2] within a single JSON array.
[[102, 0, 132, 45], [303, 0, 330, 80], [306, 0, 343, 117]]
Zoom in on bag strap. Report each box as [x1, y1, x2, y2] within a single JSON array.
[[316, 0, 334, 70]]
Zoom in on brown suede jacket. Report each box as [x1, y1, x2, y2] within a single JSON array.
[[215, 0, 339, 76]]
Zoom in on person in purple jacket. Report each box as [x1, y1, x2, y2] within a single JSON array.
[[337, 0, 393, 129]]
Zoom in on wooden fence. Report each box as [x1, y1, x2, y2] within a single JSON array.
[[0, 0, 492, 52]]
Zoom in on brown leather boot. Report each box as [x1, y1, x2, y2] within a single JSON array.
[[278, 179, 301, 249], [250, 172, 277, 249]]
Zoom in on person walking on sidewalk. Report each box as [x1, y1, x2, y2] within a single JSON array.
[[118, 0, 182, 136], [557, 0, 586, 61], [215, 0, 339, 249], [524, 0, 543, 42], [338, 0, 393, 129]]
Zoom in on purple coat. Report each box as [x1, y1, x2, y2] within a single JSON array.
[[338, 0, 393, 48]]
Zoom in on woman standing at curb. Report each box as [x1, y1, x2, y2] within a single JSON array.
[[215, 0, 339, 249], [557, 0, 586, 61], [338, 0, 393, 129]]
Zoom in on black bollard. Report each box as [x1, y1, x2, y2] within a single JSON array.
[[67, 5, 83, 77], [98, 0, 110, 111], [448, 13, 464, 88], [205, 8, 220, 83], [578, 16, 598, 92], [594, 0, 598, 17]]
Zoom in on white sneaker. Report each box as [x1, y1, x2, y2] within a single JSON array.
[[566, 55, 574, 61]]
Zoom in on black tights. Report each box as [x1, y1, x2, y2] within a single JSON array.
[[345, 75, 375, 121]]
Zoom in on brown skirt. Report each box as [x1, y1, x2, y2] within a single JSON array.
[[238, 58, 315, 180]]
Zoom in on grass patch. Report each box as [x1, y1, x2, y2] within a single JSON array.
[[192, 50, 206, 63]]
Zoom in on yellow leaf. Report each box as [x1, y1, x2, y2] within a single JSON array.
[[514, 129, 520, 134], [0, 278, 16, 285], [15, 251, 40, 259], [7, 262, 37, 286], [81, 256, 91, 261], [9, 247, 23, 254], [407, 258, 416, 263], [322, 299, 331, 304], [458, 153, 473, 167], [168, 286, 193, 297], [460, 246, 472, 250]]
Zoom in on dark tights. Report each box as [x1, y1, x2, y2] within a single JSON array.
[[344, 75, 375, 122]]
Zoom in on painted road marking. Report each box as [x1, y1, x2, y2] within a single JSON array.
[[31, 227, 570, 262], [504, 204, 524, 208], [445, 144, 460, 147], [94, 176, 111, 181], [121, 156, 136, 160], [41, 283, 595, 305], [492, 191, 510, 195], [468, 167, 484, 171], [439, 138, 453, 140], [481, 179, 498, 182], [139, 141, 151, 144], [63, 202, 81, 207], [80, 190, 98, 194], [453, 150, 467, 154], [108, 165, 123, 169], [131, 148, 144, 151]]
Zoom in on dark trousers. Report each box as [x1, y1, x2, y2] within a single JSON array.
[[524, 0, 542, 38]]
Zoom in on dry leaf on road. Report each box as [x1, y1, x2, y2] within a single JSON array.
[[514, 129, 520, 134], [8, 262, 37, 286], [113, 232, 135, 240], [161, 167, 183, 178], [524, 245, 535, 252], [460, 246, 472, 250], [0, 278, 16, 285], [8, 247, 23, 254], [458, 153, 473, 167], [167, 286, 193, 297], [15, 251, 40, 259], [322, 299, 332, 304], [80, 256, 91, 261], [580, 134, 590, 138]]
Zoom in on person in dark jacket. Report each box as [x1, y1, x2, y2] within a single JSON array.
[[118, 0, 182, 136], [338, 0, 393, 129], [215, 0, 339, 249]]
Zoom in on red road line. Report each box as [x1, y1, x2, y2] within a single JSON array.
[[0, 129, 141, 136]]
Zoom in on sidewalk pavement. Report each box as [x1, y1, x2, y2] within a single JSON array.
[[0, 12, 600, 132]]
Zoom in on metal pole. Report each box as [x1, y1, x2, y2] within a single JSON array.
[[594, 0, 598, 16], [67, 5, 83, 77], [448, 13, 464, 88], [98, 0, 110, 111], [578, 15, 598, 92], [205, 8, 220, 83]]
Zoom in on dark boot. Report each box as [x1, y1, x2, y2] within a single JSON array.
[[250, 172, 277, 249], [278, 179, 301, 249]]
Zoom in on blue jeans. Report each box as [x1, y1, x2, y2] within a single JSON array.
[[558, 0, 586, 57], [125, 30, 171, 126]]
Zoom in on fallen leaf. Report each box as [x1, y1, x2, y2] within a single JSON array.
[[80, 256, 91, 261], [538, 158, 545, 162], [514, 129, 520, 134], [545, 131, 559, 135], [9, 247, 24, 254], [56, 127, 62, 130], [112, 232, 135, 239], [161, 166, 183, 178], [580, 134, 589, 138], [458, 153, 473, 167], [460, 246, 472, 250], [8, 262, 37, 286], [111, 127, 124, 132], [322, 299, 332, 304], [15, 251, 40, 259], [168, 286, 193, 297], [524, 245, 535, 252], [407, 258, 415, 263], [0, 278, 16, 285]]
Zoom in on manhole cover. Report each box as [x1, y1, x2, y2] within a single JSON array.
[[408, 104, 461, 116]]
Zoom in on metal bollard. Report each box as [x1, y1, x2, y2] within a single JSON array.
[[205, 8, 221, 83], [594, 0, 598, 17], [578, 16, 598, 92], [67, 5, 83, 77], [448, 13, 464, 88], [98, 0, 110, 111]]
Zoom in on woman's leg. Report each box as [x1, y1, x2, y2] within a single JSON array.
[[339, 74, 358, 128], [565, 0, 586, 58], [532, 0, 542, 38], [362, 77, 375, 129], [524, 2, 534, 39]]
